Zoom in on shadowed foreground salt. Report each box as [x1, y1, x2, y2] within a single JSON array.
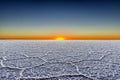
[[0, 40, 120, 80]]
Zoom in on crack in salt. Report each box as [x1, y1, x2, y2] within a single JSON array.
[[19, 74, 95, 80], [1, 59, 6, 67]]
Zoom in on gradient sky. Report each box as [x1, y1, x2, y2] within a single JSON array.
[[0, 0, 120, 40]]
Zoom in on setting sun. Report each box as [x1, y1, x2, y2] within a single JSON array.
[[55, 37, 65, 40]]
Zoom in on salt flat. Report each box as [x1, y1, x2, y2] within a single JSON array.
[[0, 40, 120, 80]]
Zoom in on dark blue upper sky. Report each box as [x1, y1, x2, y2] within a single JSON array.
[[0, 0, 120, 39]]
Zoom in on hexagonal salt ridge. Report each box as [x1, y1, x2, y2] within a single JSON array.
[[3, 57, 45, 68], [22, 62, 79, 78]]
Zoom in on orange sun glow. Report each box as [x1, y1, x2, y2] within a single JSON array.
[[55, 37, 65, 40]]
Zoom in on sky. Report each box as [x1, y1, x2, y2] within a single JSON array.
[[0, 0, 120, 40]]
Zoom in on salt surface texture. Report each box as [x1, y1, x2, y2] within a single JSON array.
[[0, 40, 120, 80]]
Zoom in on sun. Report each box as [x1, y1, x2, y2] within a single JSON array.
[[55, 37, 65, 40]]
